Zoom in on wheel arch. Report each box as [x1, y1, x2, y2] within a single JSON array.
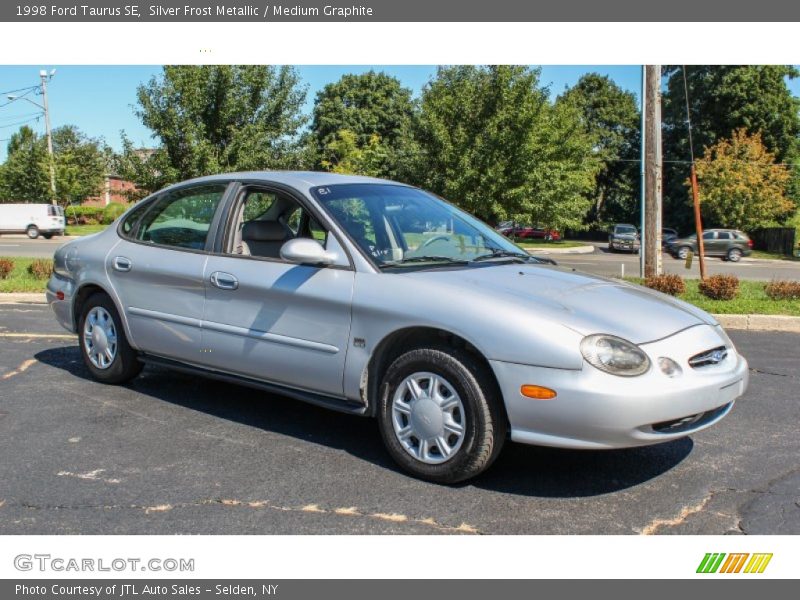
[[72, 282, 136, 348], [361, 326, 507, 425]]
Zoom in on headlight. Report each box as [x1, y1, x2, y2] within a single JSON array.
[[580, 334, 650, 377]]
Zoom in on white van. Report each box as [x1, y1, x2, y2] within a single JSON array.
[[0, 203, 65, 239]]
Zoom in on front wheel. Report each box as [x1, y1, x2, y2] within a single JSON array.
[[78, 292, 143, 384], [26, 225, 39, 239], [676, 246, 691, 260], [377, 347, 506, 484]]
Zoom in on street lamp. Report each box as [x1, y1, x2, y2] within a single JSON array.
[[7, 69, 57, 205]]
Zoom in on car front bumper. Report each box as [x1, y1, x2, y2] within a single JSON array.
[[490, 324, 748, 449], [610, 239, 639, 251]]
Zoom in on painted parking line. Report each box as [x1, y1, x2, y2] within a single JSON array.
[[1, 358, 37, 380], [0, 332, 76, 339]]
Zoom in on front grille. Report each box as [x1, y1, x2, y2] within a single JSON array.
[[651, 403, 732, 434], [688, 346, 728, 369]]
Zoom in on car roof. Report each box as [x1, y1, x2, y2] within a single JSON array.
[[161, 171, 408, 194]]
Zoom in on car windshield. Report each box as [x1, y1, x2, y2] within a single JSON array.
[[615, 226, 637, 235], [311, 184, 530, 268]]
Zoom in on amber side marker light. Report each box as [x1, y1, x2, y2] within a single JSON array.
[[521, 385, 557, 400]]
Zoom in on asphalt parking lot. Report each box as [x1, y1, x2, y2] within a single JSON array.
[[1, 304, 798, 535]]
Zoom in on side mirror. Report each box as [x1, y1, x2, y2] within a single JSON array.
[[280, 238, 335, 266]]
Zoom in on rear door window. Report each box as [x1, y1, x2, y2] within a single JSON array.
[[136, 184, 227, 250]]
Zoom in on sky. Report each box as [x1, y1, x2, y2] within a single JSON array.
[[0, 65, 798, 162]]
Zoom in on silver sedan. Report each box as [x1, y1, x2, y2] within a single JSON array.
[[47, 172, 748, 483]]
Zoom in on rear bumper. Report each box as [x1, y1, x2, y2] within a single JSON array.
[[46, 273, 77, 333], [490, 324, 748, 449]]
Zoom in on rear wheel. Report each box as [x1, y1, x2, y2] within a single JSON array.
[[78, 293, 142, 384], [726, 248, 743, 262], [377, 346, 506, 484], [676, 246, 691, 260], [26, 225, 39, 239]]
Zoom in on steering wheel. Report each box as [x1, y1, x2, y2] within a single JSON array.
[[419, 234, 452, 249]]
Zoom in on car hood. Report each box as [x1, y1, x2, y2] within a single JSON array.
[[401, 264, 716, 344]]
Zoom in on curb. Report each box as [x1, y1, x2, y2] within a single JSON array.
[[526, 244, 595, 255], [713, 313, 800, 333], [0, 293, 47, 304]]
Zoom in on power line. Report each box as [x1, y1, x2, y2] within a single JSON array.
[[0, 110, 42, 123], [0, 87, 37, 109], [0, 115, 42, 129], [0, 84, 38, 97]]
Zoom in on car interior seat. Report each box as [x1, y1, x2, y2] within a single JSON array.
[[240, 221, 292, 259]]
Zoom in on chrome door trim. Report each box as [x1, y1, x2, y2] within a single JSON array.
[[127, 306, 202, 329], [201, 319, 340, 354]]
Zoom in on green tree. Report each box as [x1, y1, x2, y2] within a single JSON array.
[[415, 65, 597, 231], [693, 129, 795, 231], [320, 129, 388, 177], [113, 133, 176, 200], [557, 73, 641, 225], [134, 65, 310, 182], [0, 126, 50, 202], [662, 66, 800, 229], [52, 125, 106, 206], [312, 71, 417, 180]]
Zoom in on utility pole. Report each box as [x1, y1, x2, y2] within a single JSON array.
[[639, 66, 646, 278], [643, 65, 662, 278], [39, 69, 57, 205]]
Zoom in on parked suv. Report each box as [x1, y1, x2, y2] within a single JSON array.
[[608, 223, 639, 252], [666, 229, 753, 262]]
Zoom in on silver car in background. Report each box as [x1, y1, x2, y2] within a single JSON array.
[[47, 172, 748, 483]]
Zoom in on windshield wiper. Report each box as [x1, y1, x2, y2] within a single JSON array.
[[379, 255, 470, 268], [471, 249, 531, 263]]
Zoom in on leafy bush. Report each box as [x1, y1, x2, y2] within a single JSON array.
[[65, 205, 104, 225], [27, 259, 53, 280], [102, 202, 129, 224], [644, 273, 686, 296], [0, 258, 14, 279], [765, 279, 800, 300], [698, 274, 740, 300]]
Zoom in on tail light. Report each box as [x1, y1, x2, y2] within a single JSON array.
[[748, 239, 754, 248]]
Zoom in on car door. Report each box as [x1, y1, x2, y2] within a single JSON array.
[[107, 182, 229, 364], [199, 186, 355, 397], [716, 231, 733, 255], [701, 230, 717, 255]]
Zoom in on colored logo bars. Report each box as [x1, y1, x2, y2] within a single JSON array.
[[697, 553, 773, 574]]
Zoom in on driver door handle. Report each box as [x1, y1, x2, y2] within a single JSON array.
[[210, 271, 239, 291], [112, 256, 132, 272]]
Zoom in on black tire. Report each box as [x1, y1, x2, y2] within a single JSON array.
[[676, 246, 691, 260], [42, 233, 53, 239], [26, 225, 39, 239], [726, 248, 743, 262], [78, 292, 143, 384], [377, 346, 507, 484]]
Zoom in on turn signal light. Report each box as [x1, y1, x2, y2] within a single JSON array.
[[520, 385, 557, 400]]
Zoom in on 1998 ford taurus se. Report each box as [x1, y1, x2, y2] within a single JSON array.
[[47, 172, 748, 483]]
